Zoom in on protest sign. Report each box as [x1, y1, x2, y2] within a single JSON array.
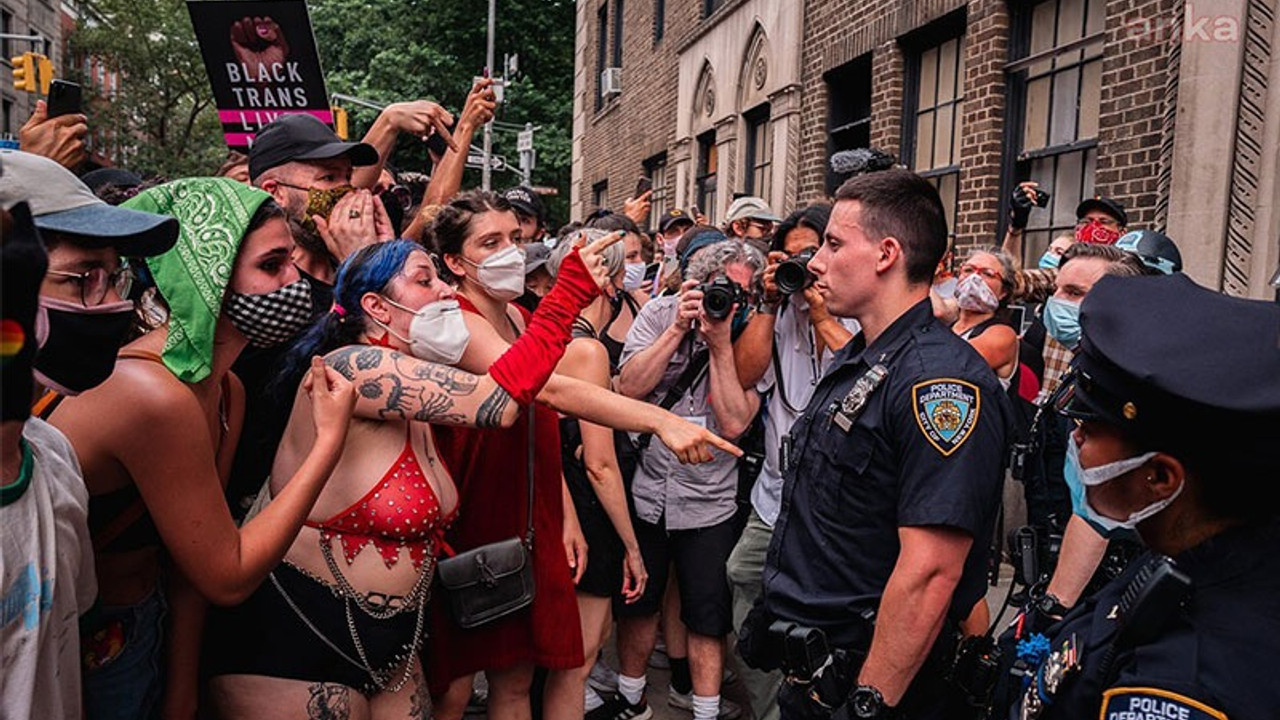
[[187, 0, 332, 149]]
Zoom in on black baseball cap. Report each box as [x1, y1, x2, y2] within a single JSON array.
[[1115, 229, 1182, 274], [502, 186, 546, 224], [248, 113, 379, 181], [658, 208, 695, 234], [1075, 195, 1128, 227]]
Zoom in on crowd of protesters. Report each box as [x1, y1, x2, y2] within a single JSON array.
[[3, 69, 1278, 720]]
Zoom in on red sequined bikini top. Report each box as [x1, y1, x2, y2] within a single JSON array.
[[305, 427, 456, 569]]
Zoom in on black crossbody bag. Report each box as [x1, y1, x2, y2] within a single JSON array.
[[436, 404, 537, 629]]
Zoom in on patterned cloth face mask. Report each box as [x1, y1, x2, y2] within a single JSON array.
[[301, 185, 356, 233], [224, 279, 314, 347]]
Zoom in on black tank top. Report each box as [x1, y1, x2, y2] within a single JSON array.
[[599, 291, 641, 375]]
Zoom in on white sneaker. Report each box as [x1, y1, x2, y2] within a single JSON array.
[[588, 655, 620, 694], [666, 686, 744, 719]]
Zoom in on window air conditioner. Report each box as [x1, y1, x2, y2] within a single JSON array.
[[600, 67, 622, 98]]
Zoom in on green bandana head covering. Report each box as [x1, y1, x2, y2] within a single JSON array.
[[122, 177, 272, 382]]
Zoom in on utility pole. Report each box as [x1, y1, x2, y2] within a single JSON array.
[[481, 0, 496, 191]]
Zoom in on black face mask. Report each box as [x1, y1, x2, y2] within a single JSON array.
[[1, 202, 49, 421], [34, 297, 135, 396]]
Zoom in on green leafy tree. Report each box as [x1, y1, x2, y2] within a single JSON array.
[[70, 0, 226, 179], [311, 0, 576, 226], [69, 0, 575, 221]]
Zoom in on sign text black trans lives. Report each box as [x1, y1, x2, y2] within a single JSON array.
[[187, 0, 332, 150]]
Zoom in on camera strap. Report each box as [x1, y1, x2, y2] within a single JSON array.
[[634, 337, 710, 451]]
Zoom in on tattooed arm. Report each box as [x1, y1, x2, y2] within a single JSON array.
[[325, 344, 518, 429]]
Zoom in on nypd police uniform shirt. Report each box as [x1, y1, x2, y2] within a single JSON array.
[[1018, 517, 1280, 720], [762, 298, 1012, 648]]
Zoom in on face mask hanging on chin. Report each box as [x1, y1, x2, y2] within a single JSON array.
[[1065, 434, 1173, 538]]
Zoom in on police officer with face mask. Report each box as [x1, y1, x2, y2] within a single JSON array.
[[1001, 273, 1280, 720]]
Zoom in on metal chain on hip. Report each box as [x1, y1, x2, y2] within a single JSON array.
[[344, 582, 428, 694], [318, 533, 434, 620], [269, 569, 427, 694]]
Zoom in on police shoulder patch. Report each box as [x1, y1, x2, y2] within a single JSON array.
[[911, 378, 980, 456], [1100, 687, 1228, 720]]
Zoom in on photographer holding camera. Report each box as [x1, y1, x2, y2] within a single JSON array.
[[609, 229, 763, 720], [726, 203, 857, 720]]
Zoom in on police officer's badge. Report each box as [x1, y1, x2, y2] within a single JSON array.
[[912, 379, 980, 456]]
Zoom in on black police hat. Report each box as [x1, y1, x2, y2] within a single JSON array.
[[1055, 274, 1280, 453], [248, 114, 379, 181], [1115, 229, 1182, 274], [659, 208, 695, 234], [1075, 195, 1128, 227]]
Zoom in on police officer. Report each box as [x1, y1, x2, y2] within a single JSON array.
[[1004, 272, 1280, 719], [757, 169, 1013, 719]]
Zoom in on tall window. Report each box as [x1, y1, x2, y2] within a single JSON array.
[[1007, 0, 1104, 263], [696, 131, 718, 224], [612, 0, 624, 68], [2, 97, 13, 137], [592, 180, 609, 213], [653, 0, 665, 42], [824, 54, 872, 195], [743, 105, 772, 201], [907, 35, 965, 243], [644, 153, 670, 230], [595, 3, 608, 111], [1, 9, 12, 60]]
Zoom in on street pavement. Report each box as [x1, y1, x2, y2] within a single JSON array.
[[464, 562, 1019, 719]]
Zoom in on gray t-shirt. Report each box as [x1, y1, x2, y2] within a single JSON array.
[[620, 295, 743, 531], [752, 300, 859, 526]]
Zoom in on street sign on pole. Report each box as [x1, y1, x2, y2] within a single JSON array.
[[517, 127, 533, 153]]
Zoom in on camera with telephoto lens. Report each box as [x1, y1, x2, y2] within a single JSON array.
[[700, 276, 749, 320], [775, 249, 816, 294]]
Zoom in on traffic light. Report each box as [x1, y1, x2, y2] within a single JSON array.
[[11, 52, 36, 93], [331, 106, 349, 140], [36, 54, 53, 95]]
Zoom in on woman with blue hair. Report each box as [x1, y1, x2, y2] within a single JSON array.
[[204, 232, 624, 719]]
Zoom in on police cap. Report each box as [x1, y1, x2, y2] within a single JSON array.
[[1055, 274, 1280, 461]]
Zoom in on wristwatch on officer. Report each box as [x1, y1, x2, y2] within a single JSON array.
[[755, 299, 780, 315], [1034, 591, 1069, 619], [849, 685, 893, 719]]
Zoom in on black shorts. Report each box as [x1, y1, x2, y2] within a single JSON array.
[[203, 562, 419, 695], [562, 419, 626, 598], [614, 514, 736, 637]]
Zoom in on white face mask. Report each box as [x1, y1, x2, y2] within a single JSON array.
[[1067, 435, 1177, 536], [379, 297, 472, 365], [462, 245, 526, 302], [623, 262, 646, 291], [955, 273, 1000, 313]]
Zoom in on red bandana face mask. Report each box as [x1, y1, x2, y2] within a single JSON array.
[[1075, 220, 1121, 245]]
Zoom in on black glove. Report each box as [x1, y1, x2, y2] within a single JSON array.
[[1009, 186, 1035, 231]]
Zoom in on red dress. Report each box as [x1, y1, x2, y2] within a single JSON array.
[[426, 299, 584, 693]]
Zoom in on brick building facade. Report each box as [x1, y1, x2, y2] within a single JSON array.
[[1, 0, 62, 142], [573, 0, 1280, 299]]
